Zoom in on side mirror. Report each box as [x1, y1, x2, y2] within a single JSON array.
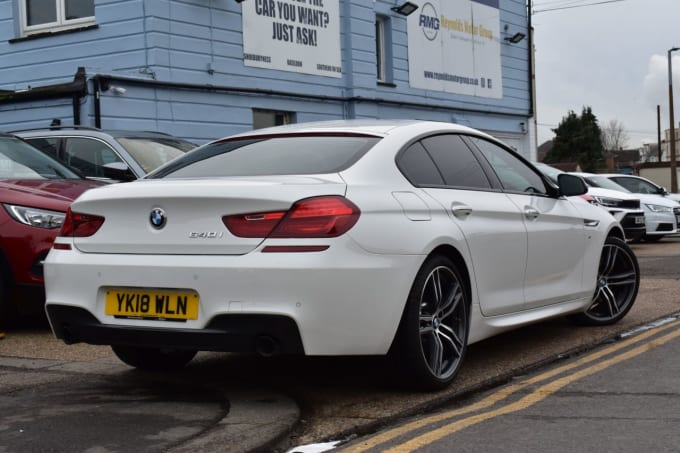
[[102, 162, 136, 182], [659, 186, 669, 195], [557, 173, 587, 197]]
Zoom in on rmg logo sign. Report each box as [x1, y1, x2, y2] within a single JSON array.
[[419, 14, 440, 30], [418, 3, 439, 41]]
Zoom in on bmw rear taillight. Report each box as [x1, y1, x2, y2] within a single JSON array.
[[59, 208, 105, 237], [223, 196, 360, 238]]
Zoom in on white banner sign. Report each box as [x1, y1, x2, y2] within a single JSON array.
[[408, 0, 503, 98], [242, 0, 342, 78]]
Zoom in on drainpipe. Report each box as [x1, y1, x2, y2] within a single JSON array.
[[93, 76, 103, 128]]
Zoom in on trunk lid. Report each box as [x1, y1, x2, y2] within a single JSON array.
[[69, 175, 346, 255]]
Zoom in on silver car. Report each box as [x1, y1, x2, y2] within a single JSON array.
[[14, 126, 196, 182]]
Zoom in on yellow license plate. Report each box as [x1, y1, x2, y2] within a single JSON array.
[[105, 288, 199, 321]]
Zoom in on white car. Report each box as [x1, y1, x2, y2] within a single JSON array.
[[578, 173, 680, 242], [600, 174, 680, 229], [601, 174, 680, 203], [44, 120, 639, 390], [534, 164, 646, 242]]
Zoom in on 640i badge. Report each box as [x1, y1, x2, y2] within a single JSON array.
[[189, 231, 224, 238]]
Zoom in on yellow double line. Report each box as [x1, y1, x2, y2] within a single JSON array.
[[342, 318, 680, 452]]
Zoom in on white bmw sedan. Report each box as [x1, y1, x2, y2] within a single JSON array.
[[44, 120, 639, 390]]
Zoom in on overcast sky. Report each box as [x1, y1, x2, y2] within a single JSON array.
[[532, 0, 680, 148]]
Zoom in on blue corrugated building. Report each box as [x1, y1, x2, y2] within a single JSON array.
[[0, 0, 534, 157]]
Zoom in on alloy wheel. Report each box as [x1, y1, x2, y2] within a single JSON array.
[[418, 265, 467, 381], [586, 238, 639, 323]]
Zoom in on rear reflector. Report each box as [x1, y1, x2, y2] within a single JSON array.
[[261, 245, 329, 253], [60, 208, 105, 238], [223, 196, 360, 238]]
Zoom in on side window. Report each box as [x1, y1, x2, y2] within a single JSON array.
[[420, 135, 492, 189], [610, 177, 636, 192], [24, 137, 60, 159], [20, 0, 96, 36], [469, 137, 547, 195], [613, 177, 654, 194], [397, 142, 445, 186], [64, 138, 123, 178]]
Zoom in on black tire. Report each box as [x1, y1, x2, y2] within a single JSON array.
[[0, 263, 14, 330], [571, 236, 639, 326], [111, 345, 196, 371], [0, 273, 6, 330], [391, 255, 469, 391]]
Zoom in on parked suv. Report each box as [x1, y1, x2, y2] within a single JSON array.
[[14, 127, 196, 182], [577, 173, 679, 242], [0, 133, 103, 323], [534, 164, 646, 242]]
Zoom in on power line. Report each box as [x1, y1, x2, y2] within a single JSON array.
[[534, 0, 626, 14]]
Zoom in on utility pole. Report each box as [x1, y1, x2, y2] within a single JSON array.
[[657, 105, 662, 162], [668, 47, 679, 192]]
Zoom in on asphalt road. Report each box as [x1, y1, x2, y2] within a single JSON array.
[[1, 237, 679, 452], [339, 316, 680, 452]]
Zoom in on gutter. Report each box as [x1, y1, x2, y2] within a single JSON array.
[[91, 73, 531, 129], [0, 67, 87, 125]]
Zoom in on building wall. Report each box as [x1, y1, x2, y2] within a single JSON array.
[[0, 0, 532, 155], [639, 166, 680, 191]]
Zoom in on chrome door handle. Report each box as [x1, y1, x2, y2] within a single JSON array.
[[524, 207, 540, 220], [451, 205, 472, 219]]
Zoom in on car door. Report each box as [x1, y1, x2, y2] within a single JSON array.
[[399, 134, 528, 316], [467, 136, 589, 310]]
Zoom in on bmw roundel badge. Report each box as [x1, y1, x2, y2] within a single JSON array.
[[150, 208, 167, 229]]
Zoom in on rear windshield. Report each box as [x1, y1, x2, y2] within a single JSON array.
[[149, 134, 381, 179]]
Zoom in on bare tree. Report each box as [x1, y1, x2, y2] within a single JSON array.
[[600, 119, 630, 153]]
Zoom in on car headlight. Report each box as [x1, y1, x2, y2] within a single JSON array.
[[644, 204, 673, 213], [590, 196, 622, 208], [3, 204, 66, 229]]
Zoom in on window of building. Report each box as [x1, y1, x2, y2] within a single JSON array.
[[375, 16, 388, 82], [20, 0, 95, 36], [252, 109, 295, 130]]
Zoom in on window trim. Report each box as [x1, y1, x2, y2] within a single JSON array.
[[19, 0, 96, 36]]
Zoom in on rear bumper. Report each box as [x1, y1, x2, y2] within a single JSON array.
[[47, 305, 305, 354], [44, 241, 422, 355]]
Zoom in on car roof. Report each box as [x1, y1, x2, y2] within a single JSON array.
[[598, 173, 646, 179], [12, 127, 186, 140], [223, 119, 488, 139]]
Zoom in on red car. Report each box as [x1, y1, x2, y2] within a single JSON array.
[[0, 133, 103, 324]]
